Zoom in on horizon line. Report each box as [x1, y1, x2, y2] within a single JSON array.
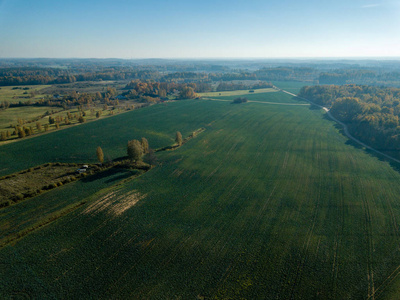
[[1, 56, 400, 61]]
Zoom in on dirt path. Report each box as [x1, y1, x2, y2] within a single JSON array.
[[278, 88, 400, 165]]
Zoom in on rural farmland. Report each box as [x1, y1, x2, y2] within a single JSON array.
[[2, 87, 400, 299]]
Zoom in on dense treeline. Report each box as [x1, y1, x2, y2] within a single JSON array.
[[255, 67, 316, 82], [0, 67, 159, 86], [3, 63, 400, 91], [0, 66, 315, 87], [123, 80, 198, 101], [299, 84, 400, 152]]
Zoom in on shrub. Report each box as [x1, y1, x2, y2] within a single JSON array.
[[14, 193, 24, 201], [232, 97, 248, 104], [0, 200, 11, 208]]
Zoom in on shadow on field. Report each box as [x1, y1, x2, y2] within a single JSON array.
[[367, 149, 400, 174], [322, 113, 400, 173], [81, 168, 137, 184]]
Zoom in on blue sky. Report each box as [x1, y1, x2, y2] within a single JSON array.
[[0, 0, 399, 58]]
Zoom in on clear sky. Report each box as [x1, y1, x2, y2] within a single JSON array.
[[0, 0, 399, 58]]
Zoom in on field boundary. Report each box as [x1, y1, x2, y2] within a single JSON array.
[[155, 127, 205, 152], [201, 97, 310, 106]]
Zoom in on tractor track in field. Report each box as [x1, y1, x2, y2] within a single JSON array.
[[370, 265, 400, 299], [359, 178, 375, 299], [289, 177, 321, 299]]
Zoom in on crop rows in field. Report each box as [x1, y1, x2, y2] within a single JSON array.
[[208, 90, 308, 104], [199, 88, 276, 98], [2, 98, 400, 298], [0, 168, 139, 247], [0, 100, 226, 176]]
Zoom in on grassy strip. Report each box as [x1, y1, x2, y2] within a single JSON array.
[[199, 88, 277, 97], [155, 127, 205, 152], [0, 167, 147, 249]]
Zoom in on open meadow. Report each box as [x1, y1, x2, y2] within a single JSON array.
[[202, 89, 309, 105], [2, 89, 400, 298], [0, 85, 50, 104], [199, 88, 277, 98]]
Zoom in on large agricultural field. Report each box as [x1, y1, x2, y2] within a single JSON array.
[[2, 87, 400, 298]]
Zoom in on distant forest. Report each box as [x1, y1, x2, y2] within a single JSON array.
[[1, 58, 400, 87], [0, 67, 309, 86], [299, 84, 400, 153]]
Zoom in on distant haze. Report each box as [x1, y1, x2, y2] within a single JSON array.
[[0, 0, 399, 58]]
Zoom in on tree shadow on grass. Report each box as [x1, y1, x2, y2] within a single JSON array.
[[365, 148, 400, 174], [81, 168, 138, 184], [321, 113, 400, 173], [103, 170, 139, 184]]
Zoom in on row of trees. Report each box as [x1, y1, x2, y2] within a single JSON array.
[[123, 80, 198, 101], [7, 109, 93, 141], [298, 84, 400, 152], [90, 131, 188, 176], [95, 137, 149, 165]]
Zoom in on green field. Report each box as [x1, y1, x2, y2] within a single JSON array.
[[273, 81, 311, 94], [0, 101, 223, 176], [0, 168, 139, 247], [199, 88, 276, 98], [0, 106, 55, 130], [2, 93, 400, 298], [0, 85, 50, 103], [205, 89, 308, 104]]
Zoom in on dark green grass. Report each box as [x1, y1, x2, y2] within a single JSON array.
[[0, 168, 137, 246], [2, 100, 400, 298], [0, 100, 223, 176], [211, 90, 307, 103]]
